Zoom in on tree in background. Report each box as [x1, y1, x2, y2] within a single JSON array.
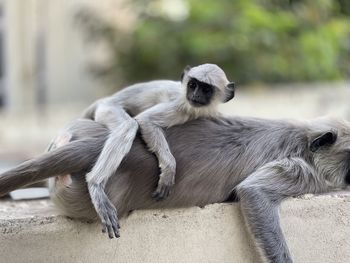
[[75, 0, 350, 87]]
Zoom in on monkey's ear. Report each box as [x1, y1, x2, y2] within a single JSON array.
[[310, 131, 337, 152], [181, 65, 191, 81], [227, 82, 235, 89], [223, 82, 235, 102]]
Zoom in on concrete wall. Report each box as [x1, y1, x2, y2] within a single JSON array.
[[0, 193, 349, 263]]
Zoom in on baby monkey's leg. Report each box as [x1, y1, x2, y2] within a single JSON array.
[[86, 103, 138, 238]]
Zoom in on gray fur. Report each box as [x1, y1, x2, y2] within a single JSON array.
[[83, 80, 181, 237], [84, 65, 234, 237], [0, 116, 349, 262]]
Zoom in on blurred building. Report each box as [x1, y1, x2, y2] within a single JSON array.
[[0, 0, 128, 115]]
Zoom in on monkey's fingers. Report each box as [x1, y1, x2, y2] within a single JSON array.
[[110, 213, 120, 238], [106, 221, 115, 239], [102, 215, 117, 239], [101, 218, 113, 238], [107, 210, 120, 238], [97, 199, 120, 238], [152, 184, 171, 201], [111, 222, 120, 238], [101, 218, 119, 239], [151, 191, 159, 199], [152, 187, 165, 200]]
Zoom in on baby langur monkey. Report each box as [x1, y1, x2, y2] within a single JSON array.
[[85, 63, 235, 238], [135, 64, 235, 199]]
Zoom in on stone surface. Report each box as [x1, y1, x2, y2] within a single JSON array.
[[0, 193, 349, 263]]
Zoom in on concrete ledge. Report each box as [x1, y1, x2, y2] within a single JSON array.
[[0, 194, 349, 263]]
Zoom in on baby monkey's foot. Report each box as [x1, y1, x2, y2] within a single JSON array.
[[89, 183, 120, 238], [152, 173, 175, 201], [99, 197, 120, 239]]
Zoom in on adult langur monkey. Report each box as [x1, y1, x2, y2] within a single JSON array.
[[83, 64, 235, 238], [0, 114, 350, 262]]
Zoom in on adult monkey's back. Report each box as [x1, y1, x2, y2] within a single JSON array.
[[1, 116, 350, 263]]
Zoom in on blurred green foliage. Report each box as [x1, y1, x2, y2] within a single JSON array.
[[77, 0, 350, 85]]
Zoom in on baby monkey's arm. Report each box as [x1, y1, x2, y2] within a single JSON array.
[[135, 102, 183, 200]]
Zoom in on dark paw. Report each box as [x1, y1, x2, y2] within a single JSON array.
[[152, 181, 173, 201], [98, 198, 120, 239]]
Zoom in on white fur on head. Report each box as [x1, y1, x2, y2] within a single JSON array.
[[187, 63, 230, 91], [179, 64, 230, 117]]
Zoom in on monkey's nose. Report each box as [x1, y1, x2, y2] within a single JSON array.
[[192, 96, 201, 103]]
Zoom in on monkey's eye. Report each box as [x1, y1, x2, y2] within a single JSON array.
[[202, 86, 212, 93], [188, 80, 197, 90]]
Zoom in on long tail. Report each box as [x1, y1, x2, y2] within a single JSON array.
[[0, 136, 106, 197]]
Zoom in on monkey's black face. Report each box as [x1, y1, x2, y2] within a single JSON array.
[[186, 78, 215, 107]]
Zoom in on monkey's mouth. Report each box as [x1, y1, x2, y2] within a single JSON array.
[[189, 99, 207, 107]]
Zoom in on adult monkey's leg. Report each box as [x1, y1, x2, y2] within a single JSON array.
[[236, 158, 319, 263]]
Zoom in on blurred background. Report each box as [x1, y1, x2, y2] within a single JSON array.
[[0, 0, 350, 169]]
